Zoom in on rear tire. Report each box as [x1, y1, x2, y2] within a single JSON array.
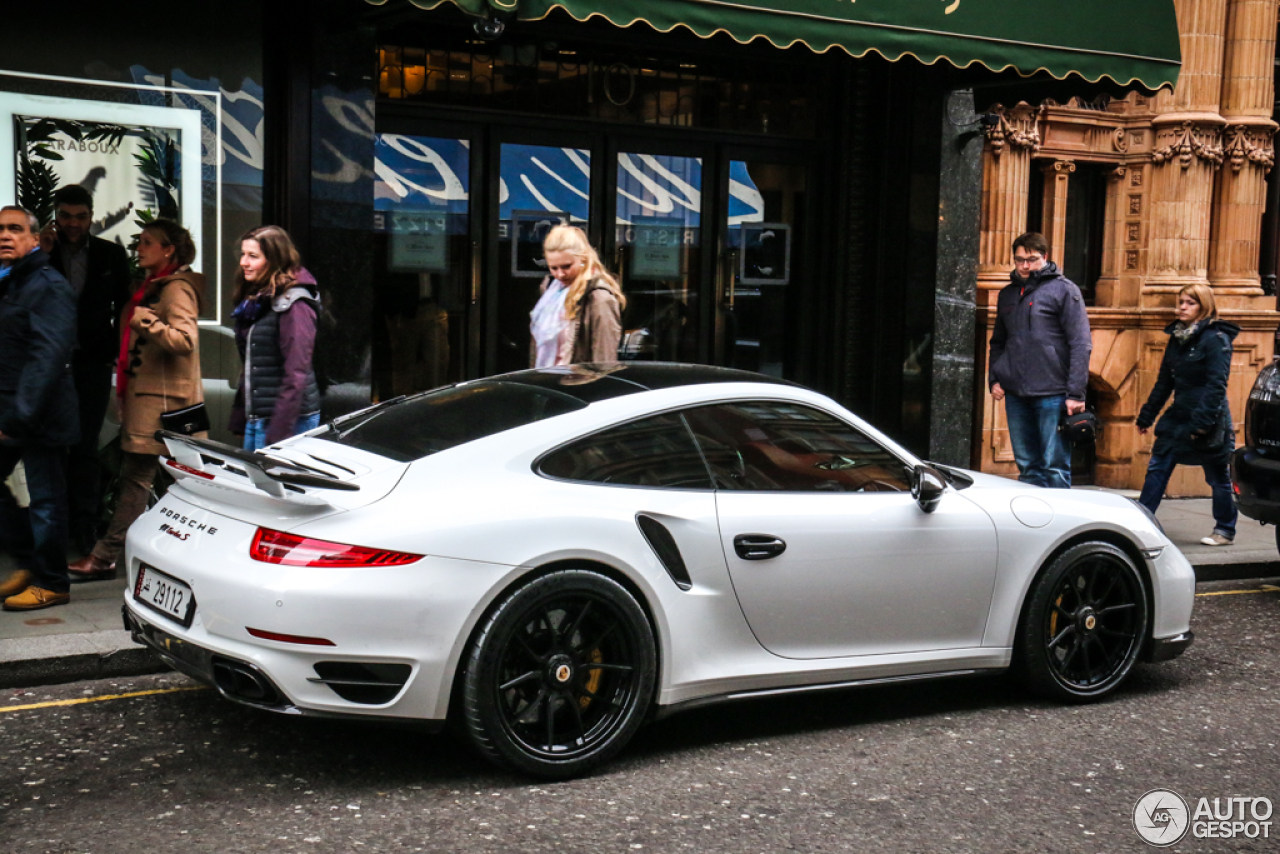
[[1016, 542, 1149, 702], [461, 569, 656, 779]]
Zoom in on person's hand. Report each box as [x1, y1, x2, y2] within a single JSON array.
[[38, 223, 56, 253], [130, 306, 157, 332], [990, 382, 1005, 401], [1065, 398, 1086, 416], [1137, 425, 1148, 435]]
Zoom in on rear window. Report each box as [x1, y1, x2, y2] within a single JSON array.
[[317, 381, 585, 462]]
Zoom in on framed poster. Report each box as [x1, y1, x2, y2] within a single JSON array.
[[629, 216, 683, 280], [387, 210, 449, 273], [511, 209, 569, 279], [739, 223, 791, 286]]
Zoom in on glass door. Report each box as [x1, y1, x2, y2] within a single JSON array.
[[612, 149, 705, 363], [717, 156, 807, 379], [371, 130, 476, 399], [492, 141, 595, 375]]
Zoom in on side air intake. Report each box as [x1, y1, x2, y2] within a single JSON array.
[[636, 514, 693, 590]]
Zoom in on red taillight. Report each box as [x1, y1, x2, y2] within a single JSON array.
[[246, 627, 336, 646], [250, 528, 423, 567], [167, 459, 214, 480]]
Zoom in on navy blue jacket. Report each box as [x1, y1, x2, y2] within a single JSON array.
[[988, 262, 1092, 400], [1137, 319, 1240, 462], [0, 248, 79, 446]]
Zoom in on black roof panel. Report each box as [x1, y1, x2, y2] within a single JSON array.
[[493, 362, 796, 404]]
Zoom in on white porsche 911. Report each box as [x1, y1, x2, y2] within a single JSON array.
[[122, 363, 1195, 778]]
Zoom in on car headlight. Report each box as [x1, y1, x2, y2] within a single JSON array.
[[1129, 498, 1166, 536]]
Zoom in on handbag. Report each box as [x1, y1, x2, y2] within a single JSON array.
[[160, 401, 210, 436], [1190, 406, 1230, 453]]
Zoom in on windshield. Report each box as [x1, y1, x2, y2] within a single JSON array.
[[317, 381, 586, 462]]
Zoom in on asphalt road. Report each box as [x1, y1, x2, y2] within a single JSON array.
[[2, 579, 1277, 854]]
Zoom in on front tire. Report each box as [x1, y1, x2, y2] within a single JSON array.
[[1016, 542, 1149, 702], [461, 569, 657, 779]]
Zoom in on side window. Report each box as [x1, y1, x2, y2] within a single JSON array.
[[683, 402, 914, 492], [538, 412, 713, 489]]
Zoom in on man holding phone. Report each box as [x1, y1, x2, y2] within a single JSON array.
[[46, 185, 131, 557]]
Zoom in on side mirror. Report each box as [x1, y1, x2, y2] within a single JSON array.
[[911, 464, 946, 513]]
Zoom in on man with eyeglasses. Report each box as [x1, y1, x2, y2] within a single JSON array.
[[988, 231, 1091, 488]]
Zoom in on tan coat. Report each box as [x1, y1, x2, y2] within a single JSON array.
[[120, 269, 206, 455], [565, 278, 622, 364]]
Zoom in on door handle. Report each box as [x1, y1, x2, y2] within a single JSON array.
[[733, 534, 786, 561]]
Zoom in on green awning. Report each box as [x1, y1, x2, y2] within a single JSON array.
[[381, 0, 1180, 91]]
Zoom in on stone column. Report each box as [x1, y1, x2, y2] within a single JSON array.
[[975, 103, 1039, 474], [1144, 0, 1229, 303], [977, 103, 1040, 301], [1208, 0, 1278, 299], [1040, 159, 1075, 260]]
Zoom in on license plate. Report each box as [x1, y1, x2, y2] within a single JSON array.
[[133, 563, 197, 628]]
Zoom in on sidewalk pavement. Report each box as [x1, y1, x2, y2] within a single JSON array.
[[1, 493, 1278, 691]]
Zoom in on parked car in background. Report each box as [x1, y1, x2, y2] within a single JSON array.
[[122, 363, 1195, 779], [1231, 361, 1280, 551]]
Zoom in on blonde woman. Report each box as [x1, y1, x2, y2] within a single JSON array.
[[530, 225, 625, 366], [1136, 282, 1240, 545]]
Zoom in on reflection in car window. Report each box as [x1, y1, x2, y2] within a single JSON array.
[[318, 381, 585, 462], [683, 402, 913, 492], [539, 412, 713, 489]]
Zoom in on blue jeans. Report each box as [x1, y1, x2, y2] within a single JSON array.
[[1139, 449, 1237, 540], [1004, 394, 1072, 489], [0, 443, 70, 593], [243, 412, 322, 451]]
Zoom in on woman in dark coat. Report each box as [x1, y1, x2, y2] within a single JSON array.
[[1136, 282, 1239, 545], [229, 226, 321, 450]]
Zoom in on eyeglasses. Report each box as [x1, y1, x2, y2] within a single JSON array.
[[1012, 255, 1043, 266]]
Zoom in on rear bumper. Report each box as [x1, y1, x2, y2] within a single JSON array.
[[1144, 630, 1194, 663], [122, 605, 444, 730], [1231, 448, 1280, 524]]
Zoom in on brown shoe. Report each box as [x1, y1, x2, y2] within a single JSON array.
[[68, 554, 117, 583], [0, 569, 33, 598], [3, 586, 70, 611]]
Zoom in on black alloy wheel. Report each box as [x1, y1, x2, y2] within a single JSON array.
[[1017, 541, 1150, 702], [461, 569, 657, 779]]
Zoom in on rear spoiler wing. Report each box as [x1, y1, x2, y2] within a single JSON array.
[[155, 430, 360, 497]]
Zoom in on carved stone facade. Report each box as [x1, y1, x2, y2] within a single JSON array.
[[975, 0, 1280, 495]]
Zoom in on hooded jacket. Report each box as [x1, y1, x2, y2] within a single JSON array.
[[988, 261, 1092, 400], [230, 268, 321, 444], [1137, 318, 1240, 461], [0, 248, 78, 446]]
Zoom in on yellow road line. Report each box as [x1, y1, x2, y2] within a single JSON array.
[[0, 684, 208, 714], [1196, 584, 1280, 597]]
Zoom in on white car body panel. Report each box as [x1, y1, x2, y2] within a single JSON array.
[[123, 369, 1195, 731]]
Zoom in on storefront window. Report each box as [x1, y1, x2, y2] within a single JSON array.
[[378, 34, 816, 137]]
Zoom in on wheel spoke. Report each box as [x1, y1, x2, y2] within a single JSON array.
[[561, 688, 587, 745], [543, 608, 562, 644], [544, 691, 557, 750], [1052, 603, 1075, 621], [1047, 624, 1075, 651], [583, 662, 634, 673], [564, 600, 593, 645], [514, 631, 545, 665], [499, 670, 541, 691], [1090, 573, 1116, 609], [581, 619, 620, 653], [516, 687, 549, 724], [1079, 634, 1093, 679], [1099, 602, 1137, 616], [1098, 626, 1136, 640], [1061, 636, 1083, 669]]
